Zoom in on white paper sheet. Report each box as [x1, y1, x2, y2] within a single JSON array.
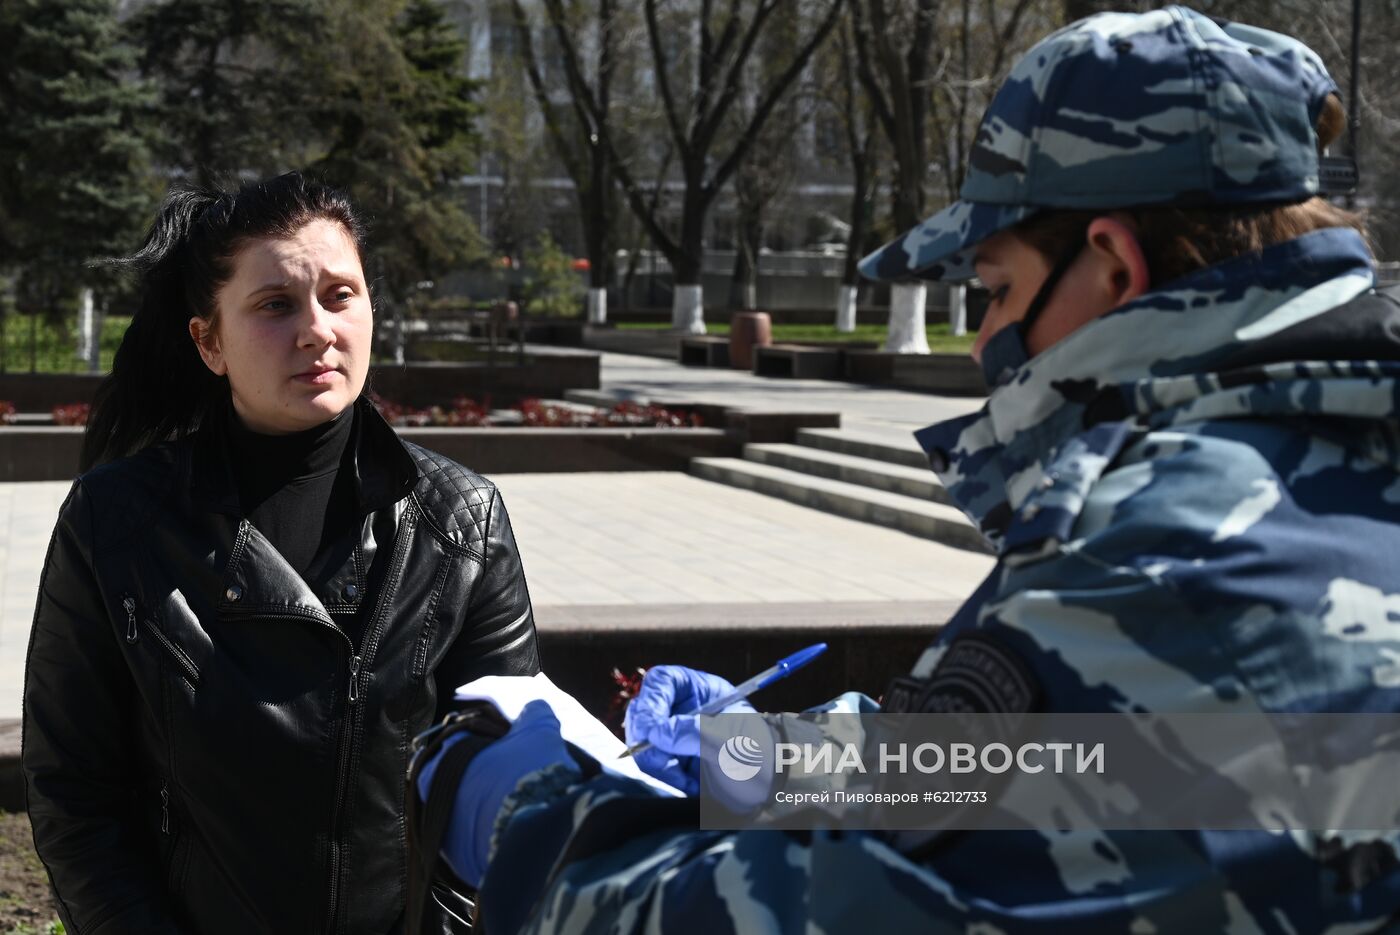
[[454, 672, 684, 797]]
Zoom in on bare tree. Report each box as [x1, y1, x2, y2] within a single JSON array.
[[926, 0, 1038, 202], [618, 142, 675, 312], [510, 0, 619, 323], [727, 21, 813, 311], [849, 0, 935, 351], [851, 0, 1043, 351], [831, 14, 880, 331], [542, 0, 846, 332]]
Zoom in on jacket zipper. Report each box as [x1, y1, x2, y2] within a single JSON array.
[[160, 779, 190, 896], [141, 619, 201, 686], [223, 506, 417, 934], [323, 505, 418, 935], [220, 600, 355, 933], [124, 596, 201, 687], [123, 595, 138, 643], [346, 511, 417, 708]]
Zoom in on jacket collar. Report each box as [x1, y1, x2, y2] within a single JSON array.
[[189, 393, 419, 517], [915, 228, 1378, 550]]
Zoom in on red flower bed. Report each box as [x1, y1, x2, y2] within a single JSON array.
[[519, 399, 702, 428], [369, 394, 492, 427], [369, 394, 703, 429], [51, 403, 90, 427]]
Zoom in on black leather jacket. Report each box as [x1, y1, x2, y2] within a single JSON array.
[[23, 396, 540, 934]]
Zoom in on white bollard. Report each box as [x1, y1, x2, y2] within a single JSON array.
[[884, 282, 930, 354], [672, 284, 707, 335], [835, 284, 858, 333], [586, 287, 608, 325], [950, 283, 967, 336]]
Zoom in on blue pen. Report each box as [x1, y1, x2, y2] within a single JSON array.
[[619, 642, 828, 759]]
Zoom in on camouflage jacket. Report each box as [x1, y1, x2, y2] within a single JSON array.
[[476, 228, 1400, 933]]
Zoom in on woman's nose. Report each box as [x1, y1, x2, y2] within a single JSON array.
[[299, 301, 337, 346]]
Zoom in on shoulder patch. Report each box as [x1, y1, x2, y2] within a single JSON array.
[[888, 633, 1040, 715]]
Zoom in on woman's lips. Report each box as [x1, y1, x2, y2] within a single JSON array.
[[293, 368, 338, 385]]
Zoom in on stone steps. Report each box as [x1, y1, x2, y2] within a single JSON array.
[[742, 443, 951, 504], [793, 427, 931, 470], [689, 456, 988, 553]]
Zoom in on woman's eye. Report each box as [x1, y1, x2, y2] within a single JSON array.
[[328, 289, 354, 303], [261, 298, 291, 312], [989, 285, 1010, 304]]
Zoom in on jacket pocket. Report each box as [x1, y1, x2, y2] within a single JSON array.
[[121, 592, 201, 689], [140, 621, 200, 685]]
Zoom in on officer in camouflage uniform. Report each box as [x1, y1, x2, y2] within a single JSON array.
[[419, 7, 1400, 931]]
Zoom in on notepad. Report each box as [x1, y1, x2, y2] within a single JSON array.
[[454, 671, 685, 798]]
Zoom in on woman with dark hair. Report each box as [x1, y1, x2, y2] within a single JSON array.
[[23, 171, 539, 933]]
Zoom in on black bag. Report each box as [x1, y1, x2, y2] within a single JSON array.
[[405, 703, 514, 935]]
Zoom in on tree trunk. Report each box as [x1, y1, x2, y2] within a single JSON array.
[[672, 284, 705, 335], [729, 212, 762, 311], [583, 177, 610, 325], [891, 142, 925, 232], [78, 288, 97, 370], [885, 282, 930, 353], [586, 287, 608, 324], [949, 283, 967, 336], [835, 284, 858, 333], [94, 298, 108, 372], [671, 196, 707, 333], [620, 245, 643, 313], [837, 138, 875, 332]]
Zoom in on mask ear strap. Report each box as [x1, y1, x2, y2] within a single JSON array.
[[1017, 242, 1083, 340]]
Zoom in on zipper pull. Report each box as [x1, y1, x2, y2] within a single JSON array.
[[123, 596, 138, 644], [160, 781, 170, 835], [348, 655, 362, 705]]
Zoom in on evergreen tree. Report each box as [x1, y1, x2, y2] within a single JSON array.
[[127, 0, 327, 186], [314, 0, 483, 311], [0, 0, 155, 317]]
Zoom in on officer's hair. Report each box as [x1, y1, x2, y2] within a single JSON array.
[[81, 172, 368, 471], [1014, 95, 1369, 287]]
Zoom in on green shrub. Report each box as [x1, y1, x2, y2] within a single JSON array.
[[520, 232, 583, 318]]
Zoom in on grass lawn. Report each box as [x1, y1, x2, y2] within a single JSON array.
[[0, 312, 977, 372], [616, 321, 977, 354], [0, 313, 130, 374]]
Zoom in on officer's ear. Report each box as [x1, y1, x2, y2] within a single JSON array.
[[1084, 215, 1150, 309]]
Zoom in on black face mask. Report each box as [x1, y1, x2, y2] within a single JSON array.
[[978, 243, 1083, 389]]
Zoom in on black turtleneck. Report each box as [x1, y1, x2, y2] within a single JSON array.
[[227, 403, 357, 577]]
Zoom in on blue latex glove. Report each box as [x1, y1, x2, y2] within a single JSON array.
[[414, 700, 578, 887], [623, 665, 756, 796]]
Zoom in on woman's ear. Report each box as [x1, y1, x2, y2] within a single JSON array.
[[1085, 215, 1150, 308], [188, 317, 227, 376]]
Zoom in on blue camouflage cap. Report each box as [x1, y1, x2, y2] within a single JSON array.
[[859, 5, 1340, 283]]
